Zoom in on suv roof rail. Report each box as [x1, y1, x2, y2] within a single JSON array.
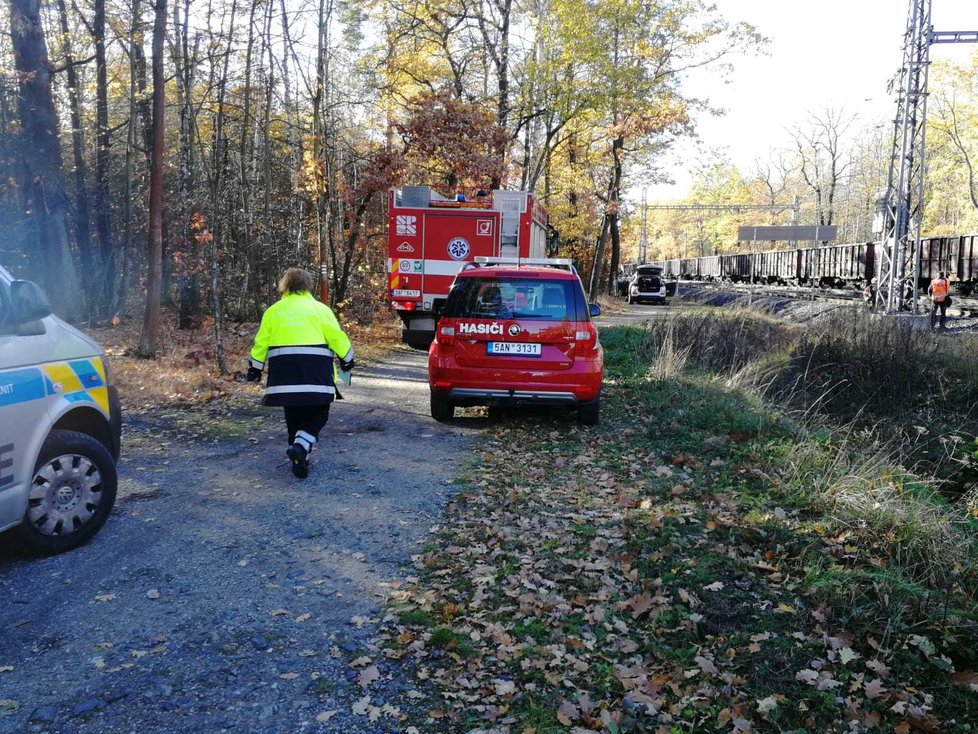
[[466, 256, 576, 273]]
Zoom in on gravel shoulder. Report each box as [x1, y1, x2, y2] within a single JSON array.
[[0, 347, 482, 734]]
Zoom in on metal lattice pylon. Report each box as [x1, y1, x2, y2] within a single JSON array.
[[875, 0, 977, 312], [876, 0, 931, 313]]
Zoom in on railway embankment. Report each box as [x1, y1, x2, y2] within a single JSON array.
[[371, 311, 977, 732], [675, 282, 978, 332]]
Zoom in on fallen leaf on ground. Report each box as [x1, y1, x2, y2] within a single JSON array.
[[839, 647, 859, 665], [626, 592, 654, 618], [494, 679, 516, 696], [864, 678, 887, 699], [556, 700, 579, 725], [358, 665, 381, 688], [796, 669, 818, 685], [694, 656, 719, 676]]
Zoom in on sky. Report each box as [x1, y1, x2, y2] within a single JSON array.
[[645, 0, 978, 201]]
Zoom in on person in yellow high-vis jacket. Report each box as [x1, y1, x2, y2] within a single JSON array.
[[927, 271, 950, 330], [247, 268, 354, 478]]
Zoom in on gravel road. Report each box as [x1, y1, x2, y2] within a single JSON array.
[[0, 348, 483, 734]]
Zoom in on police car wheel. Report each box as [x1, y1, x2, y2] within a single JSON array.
[[10, 430, 118, 557], [430, 393, 454, 422]]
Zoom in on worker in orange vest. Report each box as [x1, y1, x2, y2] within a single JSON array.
[[927, 271, 950, 330]]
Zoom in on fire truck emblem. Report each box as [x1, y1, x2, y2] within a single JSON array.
[[508, 324, 521, 336], [396, 242, 415, 253], [395, 216, 417, 235], [447, 237, 471, 261], [476, 220, 493, 236]]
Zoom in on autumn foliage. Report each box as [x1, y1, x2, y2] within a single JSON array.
[[396, 90, 510, 195]]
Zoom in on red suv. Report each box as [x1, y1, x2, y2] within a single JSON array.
[[428, 259, 604, 424]]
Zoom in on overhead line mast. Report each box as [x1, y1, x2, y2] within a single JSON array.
[[875, 0, 976, 313]]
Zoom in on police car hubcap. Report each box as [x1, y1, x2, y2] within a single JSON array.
[[27, 454, 102, 536]]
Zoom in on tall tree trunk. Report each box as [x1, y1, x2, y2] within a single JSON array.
[[175, 0, 200, 328], [138, 0, 167, 356], [207, 0, 237, 374], [278, 0, 303, 261], [591, 134, 623, 300], [132, 6, 153, 161], [236, 0, 258, 313], [312, 0, 334, 303], [9, 0, 81, 318], [606, 136, 624, 294], [113, 0, 142, 317], [588, 215, 611, 301], [55, 0, 95, 288], [93, 0, 113, 297]]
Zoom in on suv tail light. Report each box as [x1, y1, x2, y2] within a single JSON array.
[[437, 324, 455, 345], [569, 324, 597, 356]]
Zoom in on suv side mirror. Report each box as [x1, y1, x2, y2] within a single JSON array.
[[10, 280, 52, 324], [589, 303, 602, 318]]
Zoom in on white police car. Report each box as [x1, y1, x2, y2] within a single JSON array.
[[0, 266, 121, 555]]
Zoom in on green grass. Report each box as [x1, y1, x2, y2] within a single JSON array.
[[398, 609, 436, 627]]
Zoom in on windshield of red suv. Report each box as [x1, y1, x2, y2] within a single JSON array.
[[443, 276, 588, 321]]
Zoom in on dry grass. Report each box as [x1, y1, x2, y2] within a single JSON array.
[[89, 309, 401, 411], [646, 321, 691, 380], [639, 312, 978, 628], [785, 438, 976, 591], [639, 309, 797, 375]]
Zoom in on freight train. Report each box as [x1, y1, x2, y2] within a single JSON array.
[[649, 233, 978, 294]]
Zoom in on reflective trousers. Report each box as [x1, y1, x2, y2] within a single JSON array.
[[284, 404, 330, 445]]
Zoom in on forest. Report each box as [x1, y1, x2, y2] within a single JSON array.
[[1, 0, 976, 361]]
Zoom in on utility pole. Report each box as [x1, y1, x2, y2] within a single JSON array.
[[874, 0, 976, 313], [640, 188, 648, 263]]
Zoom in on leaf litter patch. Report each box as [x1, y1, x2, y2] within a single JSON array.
[[364, 326, 975, 733]]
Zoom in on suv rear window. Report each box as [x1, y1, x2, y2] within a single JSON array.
[[443, 276, 588, 321]]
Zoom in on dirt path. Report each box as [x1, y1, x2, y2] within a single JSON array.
[[0, 348, 484, 734]]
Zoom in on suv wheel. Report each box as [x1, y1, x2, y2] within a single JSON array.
[[9, 429, 118, 556], [577, 397, 600, 426], [430, 393, 454, 422]]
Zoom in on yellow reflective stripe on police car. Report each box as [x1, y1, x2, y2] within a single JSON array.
[[38, 358, 110, 414]]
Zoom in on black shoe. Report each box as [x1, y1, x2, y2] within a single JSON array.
[[287, 443, 310, 478]]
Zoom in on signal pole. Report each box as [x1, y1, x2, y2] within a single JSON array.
[[640, 188, 648, 263], [875, 0, 976, 313]]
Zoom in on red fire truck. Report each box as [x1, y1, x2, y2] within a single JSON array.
[[388, 186, 550, 348]]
